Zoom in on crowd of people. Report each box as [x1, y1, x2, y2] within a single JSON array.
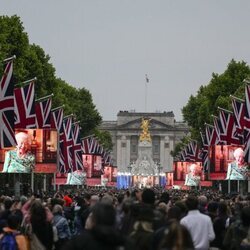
[[0, 187, 250, 250]]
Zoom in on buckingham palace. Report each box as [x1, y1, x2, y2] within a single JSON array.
[[100, 111, 189, 175]]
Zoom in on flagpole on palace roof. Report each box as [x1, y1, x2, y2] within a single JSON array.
[[3, 55, 16, 63], [230, 95, 244, 102], [35, 93, 54, 102], [145, 74, 149, 112], [51, 105, 64, 112]]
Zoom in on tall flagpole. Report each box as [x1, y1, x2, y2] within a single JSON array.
[[145, 74, 149, 112]]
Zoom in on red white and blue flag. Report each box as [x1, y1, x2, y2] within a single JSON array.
[[50, 107, 64, 131], [218, 109, 241, 145], [71, 122, 83, 171], [59, 116, 74, 173], [35, 97, 52, 128], [14, 81, 36, 128], [244, 84, 250, 162], [0, 59, 16, 148], [231, 97, 245, 143], [82, 136, 94, 154], [200, 130, 209, 170]]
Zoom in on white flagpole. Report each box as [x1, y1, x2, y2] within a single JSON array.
[[145, 74, 149, 112]]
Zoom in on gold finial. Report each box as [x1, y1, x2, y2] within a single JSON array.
[[139, 118, 151, 142]]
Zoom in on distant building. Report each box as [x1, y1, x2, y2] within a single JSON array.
[[100, 111, 189, 173]]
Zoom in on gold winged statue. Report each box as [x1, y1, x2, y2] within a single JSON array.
[[139, 118, 151, 142]]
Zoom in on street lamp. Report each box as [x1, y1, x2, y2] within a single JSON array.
[[157, 162, 163, 187], [127, 163, 133, 187]]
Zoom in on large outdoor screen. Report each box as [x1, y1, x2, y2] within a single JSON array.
[[82, 154, 103, 178], [0, 129, 58, 173], [66, 170, 86, 185], [173, 161, 203, 186], [209, 145, 249, 180]]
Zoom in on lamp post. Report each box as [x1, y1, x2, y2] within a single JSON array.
[[127, 164, 132, 187], [157, 163, 163, 187]]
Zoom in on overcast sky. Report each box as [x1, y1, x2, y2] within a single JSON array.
[[1, 1, 250, 122]]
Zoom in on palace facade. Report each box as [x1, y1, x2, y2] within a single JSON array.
[[100, 111, 189, 174]]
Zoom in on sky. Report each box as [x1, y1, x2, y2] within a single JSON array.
[[1, 1, 250, 122]]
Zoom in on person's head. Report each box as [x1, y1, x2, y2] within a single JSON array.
[[141, 188, 155, 206], [185, 195, 199, 211], [85, 203, 116, 230], [15, 132, 30, 156], [198, 195, 208, 207], [160, 221, 194, 250], [167, 206, 182, 221], [234, 147, 245, 166], [218, 201, 228, 216], [241, 206, 250, 227], [52, 204, 63, 215], [7, 214, 22, 230]]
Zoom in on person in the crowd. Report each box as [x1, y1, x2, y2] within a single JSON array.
[[226, 147, 249, 180], [153, 205, 183, 250], [130, 204, 154, 250], [158, 221, 194, 250], [0, 214, 29, 250], [180, 195, 215, 250], [198, 195, 208, 214], [223, 206, 250, 250], [62, 202, 131, 250], [26, 200, 54, 250], [0, 197, 13, 233], [207, 201, 218, 222], [2, 132, 35, 173], [53, 205, 71, 250], [211, 201, 230, 250]]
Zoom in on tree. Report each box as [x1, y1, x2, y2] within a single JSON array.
[[182, 59, 250, 141], [0, 15, 112, 148]]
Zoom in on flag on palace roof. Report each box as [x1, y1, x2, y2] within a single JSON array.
[[14, 81, 36, 129], [0, 59, 16, 148]]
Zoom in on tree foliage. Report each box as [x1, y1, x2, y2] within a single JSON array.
[[0, 15, 111, 147], [182, 59, 250, 142]]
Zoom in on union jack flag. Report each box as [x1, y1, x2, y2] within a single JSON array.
[[213, 116, 225, 144], [35, 97, 52, 128], [205, 123, 218, 146], [0, 59, 16, 148], [218, 109, 241, 145], [189, 140, 202, 162], [231, 97, 245, 142], [14, 81, 36, 128], [244, 84, 250, 162], [102, 151, 111, 166], [200, 131, 209, 170], [90, 137, 99, 154], [82, 136, 94, 154], [59, 116, 73, 173], [71, 122, 83, 171], [50, 107, 64, 131]]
